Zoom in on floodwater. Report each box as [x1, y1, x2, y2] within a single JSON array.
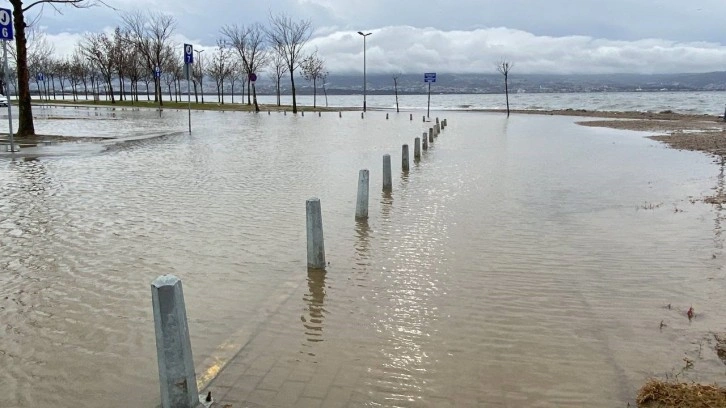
[[1, 107, 725, 407]]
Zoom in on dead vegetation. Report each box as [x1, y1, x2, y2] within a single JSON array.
[[636, 379, 726, 407]]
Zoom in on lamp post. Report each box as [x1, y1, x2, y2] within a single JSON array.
[[194, 49, 205, 103], [357, 31, 372, 112]]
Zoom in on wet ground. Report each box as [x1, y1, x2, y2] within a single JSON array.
[[1, 107, 725, 407]]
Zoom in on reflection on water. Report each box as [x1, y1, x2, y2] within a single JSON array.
[[301, 269, 326, 353], [2, 107, 726, 407]]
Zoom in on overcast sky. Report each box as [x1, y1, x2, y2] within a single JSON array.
[[19, 0, 726, 74]]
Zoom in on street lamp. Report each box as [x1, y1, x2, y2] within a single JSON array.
[[357, 31, 372, 112], [194, 49, 205, 103]]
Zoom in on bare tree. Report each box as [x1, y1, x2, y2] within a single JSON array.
[[81, 32, 117, 103], [266, 13, 311, 114], [227, 58, 243, 104], [321, 70, 329, 107], [221, 23, 269, 112], [300, 50, 325, 109], [496, 59, 513, 116], [207, 40, 232, 104], [122, 11, 177, 105], [267, 45, 287, 106], [8, 0, 111, 136], [393, 74, 400, 113]]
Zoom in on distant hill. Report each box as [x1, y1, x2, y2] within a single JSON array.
[[254, 72, 726, 95]]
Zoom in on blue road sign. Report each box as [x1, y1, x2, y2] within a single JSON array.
[[184, 43, 193, 64], [154, 66, 161, 78], [0, 8, 14, 41], [36, 73, 44, 81], [424, 73, 436, 83]]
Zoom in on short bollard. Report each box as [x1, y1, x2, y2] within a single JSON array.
[[151, 275, 199, 408], [383, 155, 392, 192], [410, 113, 413, 121], [429, 128, 434, 143], [355, 169, 370, 220], [268, 111, 270, 115], [361, 112, 364, 119], [436, 117, 439, 125], [422, 115, 425, 122], [306, 198, 326, 269], [339, 111, 342, 118], [414, 137, 421, 161], [318, 112, 321, 117], [386, 113, 389, 120], [422, 132, 428, 150], [284, 111, 287, 115], [402, 144, 409, 172], [302, 111, 305, 117], [435, 124, 440, 136]]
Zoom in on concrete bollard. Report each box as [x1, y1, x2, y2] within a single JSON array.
[[386, 113, 389, 120], [355, 169, 370, 220], [422, 132, 428, 150], [423, 115, 426, 122], [318, 112, 321, 117], [410, 113, 413, 121], [436, 117, 439, 125], [402, 144, 409, 172], [306, 198, 326, 269], [284, 111, 287, 115], [429, 128, 434, 143], [339, 111, 342, 118], [151, 275, 199, 408], [302, 111, 305, 117], [383, 155, 392, 192], [268, 111, 270, 115], [435, 124, 440, 136], [414, 137, 421, 161]]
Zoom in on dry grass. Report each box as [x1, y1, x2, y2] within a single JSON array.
[[636, 379, 726, 407]]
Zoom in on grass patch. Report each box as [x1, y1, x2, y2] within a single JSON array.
[[35, 99, 343, 113]]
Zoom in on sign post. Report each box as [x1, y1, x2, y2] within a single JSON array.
[[0, 7, 15, 153], [183, 44, 193, 133], [424, 72, 436, 119]]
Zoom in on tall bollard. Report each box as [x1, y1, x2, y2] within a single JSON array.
[[383, 155, 392, 192], [422, 132, 428, 150], [355, 169, 370, 220], [151, 275, 199, 408], [306, 198, 326, 269], [402, 144, 410, 172], [429, 128, 434, 143], [414, 137, 421, 161]]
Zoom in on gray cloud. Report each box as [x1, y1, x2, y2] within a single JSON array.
[[24, 0, 726, 75]]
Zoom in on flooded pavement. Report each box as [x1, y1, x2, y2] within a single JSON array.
[[1, 107, 725, 407]]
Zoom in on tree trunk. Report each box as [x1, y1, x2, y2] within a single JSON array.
[[504, 73, 510, 117], [252, 82, 259, 112], [247, 80, 251, 105], [107, 78, 115, 103], [276, 77, 281, 106], [289, 69, 297, 114], [50, 76, 56, 99], [11, 3, 34, 136], [193, 81, 198, 103], [394, 79, 399, 113], [313, 77, 316, 108]]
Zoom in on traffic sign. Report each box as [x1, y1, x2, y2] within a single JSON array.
[[249, 73, 257, 82], [154, 66, 161, 78], [0, 8, 14, 41], [424, 72, 436, 83], [184, 43, 193, 64], [36, 73, 44, 81]]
